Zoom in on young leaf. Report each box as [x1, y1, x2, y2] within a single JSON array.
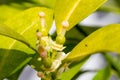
[[100, 0, 120, 14], [0, 4, 22, 23], [0, 0, 40, 22], [1, 7, 53, 54], [64, 24, 120, 62], [39, 0, 56, 8], [0, 49, 32, 80], [0, 24, 35, 51], [64, 25, 99, 53], [93, 65, 111, 80], [55, 0, 107, 35], [58, 59, 87, 80], [0, 7, 53, 79]]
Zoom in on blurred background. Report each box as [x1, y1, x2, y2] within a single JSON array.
[[0, 0, 120, 80], [19, 12, 120, 80]]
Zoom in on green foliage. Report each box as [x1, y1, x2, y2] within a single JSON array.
[[0, 7, 53, 79], [100, 0, 120, 14], [4, 7, 53, 54], [58, 59, 87, 80], [0, 24, 34, 50], [65, 24, 120, 62], [105, 53, 120, 74], [0, 0, 120, 80], [0, 49, 32, 79], [55, 0, 107, 34], [7, 68, 24, 80], [93, 64, 111, 80], [0, 5, 22, 23]]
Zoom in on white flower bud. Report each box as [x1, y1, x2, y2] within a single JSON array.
[[39, 12, 45, 18]]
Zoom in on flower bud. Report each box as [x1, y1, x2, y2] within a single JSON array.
[[38, 46, 47, 58], [37, 71, 45, 78], [62, 20, 69, 28], [56, 35, 66, 44], [39, 12, 45, 18]]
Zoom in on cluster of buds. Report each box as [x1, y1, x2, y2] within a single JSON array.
[[36, 11, 69, 79], [56, 20, 69, 45]]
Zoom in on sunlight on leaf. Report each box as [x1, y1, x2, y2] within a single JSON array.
[[0, 24, 35, 51], [0, 7, 53, 79], [55, 0, 107, 35], [0, 5, 22, 23], [64, 24, 120, 62], [2, 7, 53, 54], [58, 59, 87, 80]]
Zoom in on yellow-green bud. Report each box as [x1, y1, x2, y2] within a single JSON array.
[[56, 35, 66, 44], [43, 58, 52, 68], [41, 29, 48, 36]]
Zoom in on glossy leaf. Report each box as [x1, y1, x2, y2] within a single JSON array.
[[0, 24, 35, 50], [0, 5, 22, 23], [0, 0, 55, 22], [64, 25, 99, 53], [2, 7, 53, 54], [64, 26, 85, 53], [100, 0, 120, 14], [0, 0, 40, 23], [93, 65, 111, 80], [0, 7, 53, 79], [7, 67, 24, 80], [64, 24, 120, 62], [29, 25, 99, 71], [0, 49, 32, 80], [55, 0, 107, 34], [58, 59, 87, 80]]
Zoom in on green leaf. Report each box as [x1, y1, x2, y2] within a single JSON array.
[[7, 67, 24, 80], [39, 0, 56, 8], [0, 0, 40, 23], [2, 7, 53, 54], [58, 59, 87, 80], [64, 24, 120, 62], [29, 25, 99, 71], [0, 7, 53, 79], [64, 25, 99, 53], [78, 25, 100, 36], [105, 54, 120, 73], [100, 0, 120, 14], [28, 53, 43, 71], [0, 49, 32, 80], [0, 0, 54, 23], [0, 24, 35, 51], [0, 5, 22, 23], [55, 0, 107, 34], [93, 65, 111, 80]]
